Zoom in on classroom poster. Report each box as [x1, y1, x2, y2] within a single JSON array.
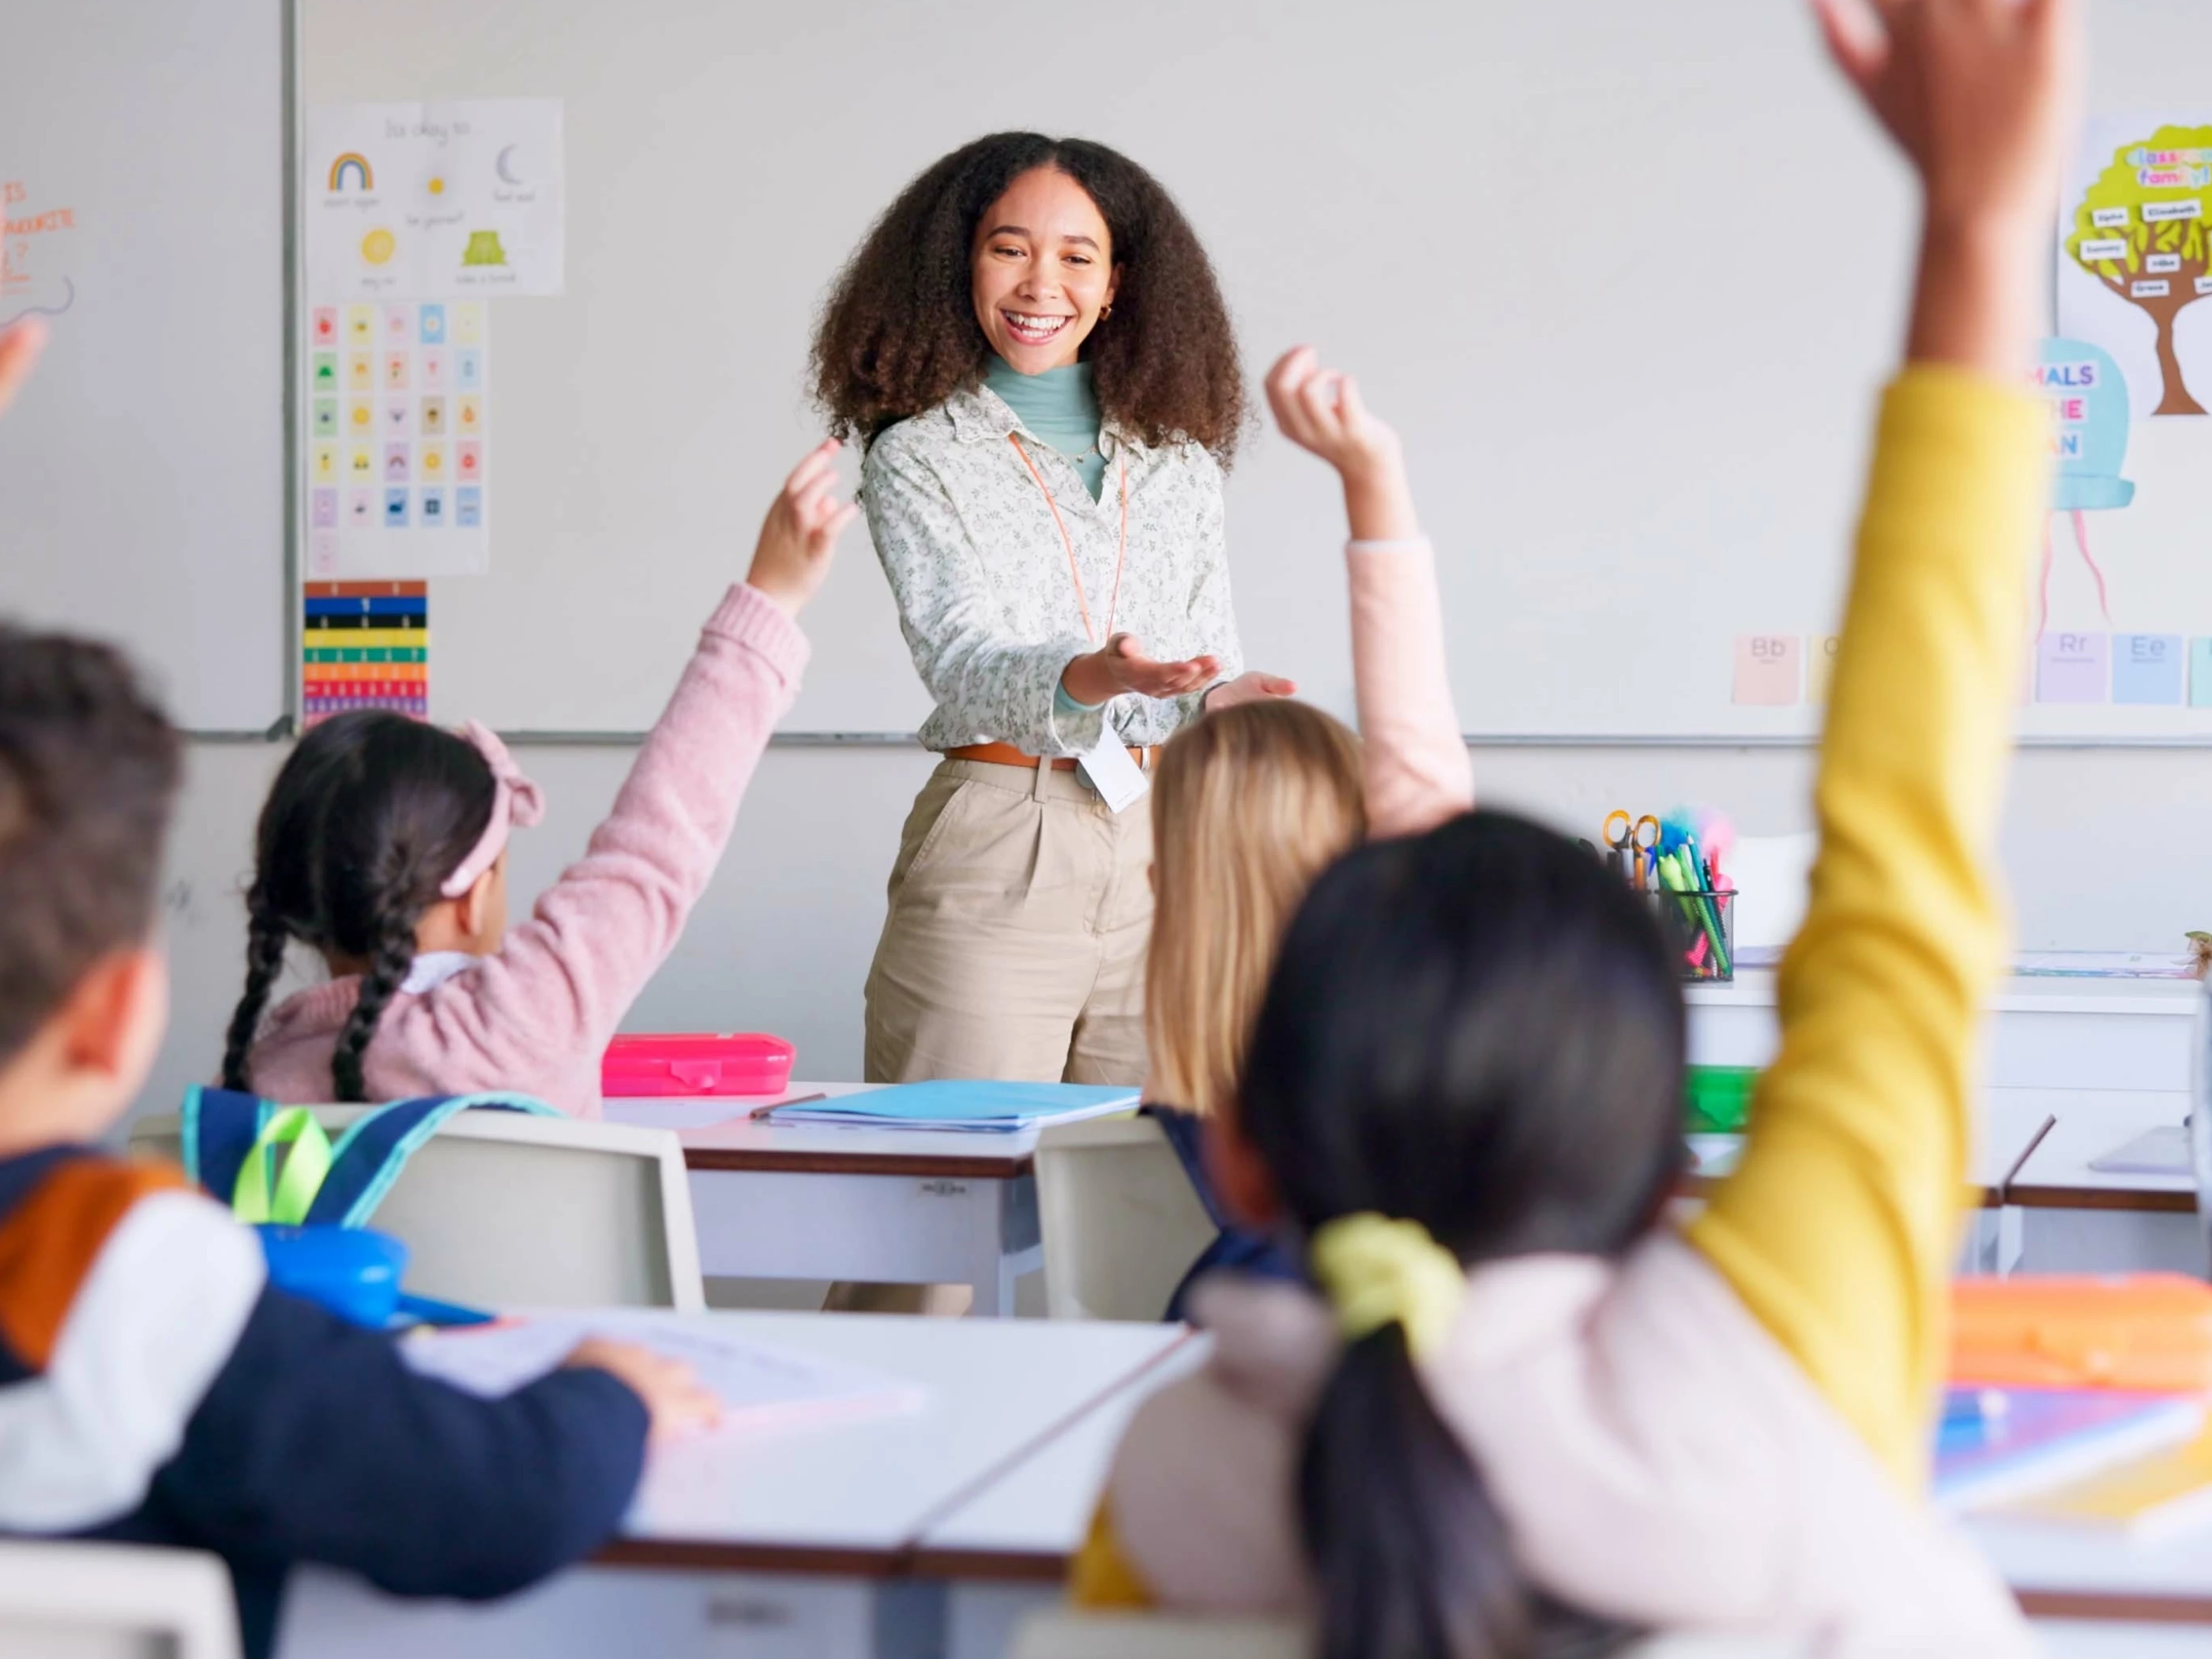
[[303, 581, 427, 727], [306, 299, 490, 577], [2058, 116, 2212, 419], [305, 100, 563, 299]]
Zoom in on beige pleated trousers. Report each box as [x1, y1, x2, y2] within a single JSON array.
[[863, 758, 1153, 1087]]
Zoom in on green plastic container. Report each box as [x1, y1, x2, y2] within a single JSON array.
[[1684, 1065, 1758, 1134]]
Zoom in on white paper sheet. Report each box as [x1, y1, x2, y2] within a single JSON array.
[[306, 100, 563, 299], [403, 1314, 928, 1435]]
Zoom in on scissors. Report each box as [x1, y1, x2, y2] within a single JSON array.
[[1601, 810, 1661, 889]]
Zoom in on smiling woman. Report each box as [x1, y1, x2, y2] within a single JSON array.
[[811, 133, 1291, 1110]]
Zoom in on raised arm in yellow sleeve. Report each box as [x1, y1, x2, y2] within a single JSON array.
[[1688, 367, 2048, 1488]]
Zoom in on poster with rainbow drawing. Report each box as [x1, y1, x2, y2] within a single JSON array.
[[306, 299, 490, 578], [305, 100, 562, 300]]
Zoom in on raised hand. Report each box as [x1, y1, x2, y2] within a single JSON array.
[[747, 438, 860, 615], [1815, 0, 2081, 378], [1265, 346, 1418, 542], [0, 320, 47, 420], [1062, 633, 1221, 705], [566, 1337, 723, 1446]]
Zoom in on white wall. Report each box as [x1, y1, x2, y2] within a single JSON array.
[[139, 732, 2212, 1130]]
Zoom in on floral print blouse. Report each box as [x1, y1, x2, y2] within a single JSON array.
[[861, 382, 1244, 755]]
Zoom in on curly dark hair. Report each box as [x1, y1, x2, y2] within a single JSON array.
[[810, 132, 1248, 463]]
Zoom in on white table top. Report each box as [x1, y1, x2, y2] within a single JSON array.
[[604, 1311, 1187, 1567], [1685, 970, 2200, 1019], [2008, 1093, 2196, 1207], [916, 1334, 1210, 1566], [1973, 1515, 2212, 1616]]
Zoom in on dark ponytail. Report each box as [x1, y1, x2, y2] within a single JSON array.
[[227, 712, 495, 1102], [1241, 811, 1688, 1659]]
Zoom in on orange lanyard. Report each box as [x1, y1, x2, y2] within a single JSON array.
[[1010, 432, 1127, 645]]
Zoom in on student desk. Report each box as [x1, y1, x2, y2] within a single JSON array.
[[1974, 1517, 2212, 1629], [606, 1085, 1045, 1315], [2004, 1094, 2203, 1275], [274, 1312, 1196, 1659], [1686, 972, 2199, 1094]]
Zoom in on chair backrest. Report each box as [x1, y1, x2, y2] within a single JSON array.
[[1009, 1615, 1808, 1659], [1034, 1115, 1217, 1321], [2193, 978, 2212, 1277], [130, 1106, 703, 1311], [0, 1540, 239, 1659]]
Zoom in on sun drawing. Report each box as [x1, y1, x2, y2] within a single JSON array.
[[361, 228, 397, 266]]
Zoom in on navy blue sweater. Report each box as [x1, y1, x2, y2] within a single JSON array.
[[1142, 1105, 1303, 1322], [0, 1147, 648, 1658]]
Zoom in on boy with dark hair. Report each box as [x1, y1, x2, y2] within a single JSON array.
[[0, 625, 713, 1657]]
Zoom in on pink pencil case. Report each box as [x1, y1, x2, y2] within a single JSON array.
[[600, 1033, 796, 1098]]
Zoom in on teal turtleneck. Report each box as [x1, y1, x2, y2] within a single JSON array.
[[984, 356, 1106, 502]]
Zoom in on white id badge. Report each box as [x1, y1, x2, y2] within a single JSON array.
[[1077, 725, 1149, 814]]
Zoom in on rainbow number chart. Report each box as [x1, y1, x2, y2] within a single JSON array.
[[305, 100, 562, 300], [307, 300, 489, 578], [303, 581, 427, 727]]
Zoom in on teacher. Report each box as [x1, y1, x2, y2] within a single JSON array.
[[811, 133, 1288, 1087]]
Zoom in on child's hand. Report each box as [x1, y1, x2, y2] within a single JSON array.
[[0, 320, 47, 420], [1063, 634, 1221, 705], [747, 438, 859, 617], [1265, 347, 1418, 542], [566, 1337, 724, 1446], [1815, 0, 2079, 236], [1817, 0, 2079, 380], [1205, 672, 1299, 712]]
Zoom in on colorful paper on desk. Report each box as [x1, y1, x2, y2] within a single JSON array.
[[403, 1314, 927, 1432], [762, 1081, 1139, 1134], [1935, 1387, 2203, 1512], [1998, 1420, 2212, 1539]]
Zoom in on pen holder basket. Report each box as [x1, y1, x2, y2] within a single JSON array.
[[1650, 888, 1735, 983]]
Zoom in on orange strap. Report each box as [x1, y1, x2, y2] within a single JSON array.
[[1009, 434, 1127, 645]]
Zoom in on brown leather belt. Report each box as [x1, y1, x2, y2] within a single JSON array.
[[946, 739, 1160, 773]]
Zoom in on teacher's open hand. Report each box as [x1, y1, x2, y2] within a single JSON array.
[[1061, 632, 1221, 705]]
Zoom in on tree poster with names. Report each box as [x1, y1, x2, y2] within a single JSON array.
[[2060, 117, 2212, 419]]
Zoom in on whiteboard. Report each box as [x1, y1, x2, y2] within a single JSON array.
[[295, 0, 2212, 740], [1, 0, 288, 734]]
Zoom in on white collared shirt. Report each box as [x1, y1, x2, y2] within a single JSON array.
[[861, 382, 1246, 755]]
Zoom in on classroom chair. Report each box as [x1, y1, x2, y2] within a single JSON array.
[[1008, 1613, 1809, 1658], [0, 1539, 240, 1659], [1034, 1116, 1217, 1321], [129, 1106, 705, 1311], [2193, 977, 2212, 1278]]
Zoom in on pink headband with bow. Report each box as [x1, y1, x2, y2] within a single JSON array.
[[441, 721, 547, 898]]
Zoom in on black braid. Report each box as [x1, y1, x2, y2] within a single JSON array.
[[330, 898, 420, 1103], [220, 892, 292, 1092]]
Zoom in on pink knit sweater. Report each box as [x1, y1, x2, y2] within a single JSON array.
[[244, 583, 808, 1117]]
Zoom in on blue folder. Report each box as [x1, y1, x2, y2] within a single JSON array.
[[762, 1081, 1138, 1134]]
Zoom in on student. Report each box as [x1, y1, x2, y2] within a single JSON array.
[[0, 625, 719, 1659], [1143, 345, 1472, 1317], [227, 442, 856, 1112], [1076, 0, 2072, 1650]]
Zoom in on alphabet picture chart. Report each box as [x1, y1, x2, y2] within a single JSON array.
[[307, 298, 489, 577]]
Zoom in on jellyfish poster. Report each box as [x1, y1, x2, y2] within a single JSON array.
[[305, 100, 563, 300]]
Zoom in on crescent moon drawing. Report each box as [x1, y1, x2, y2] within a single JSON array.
[[495, 145, 522, 186]]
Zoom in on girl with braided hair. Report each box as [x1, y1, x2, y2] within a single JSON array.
[[222, 442, 856, 1112]]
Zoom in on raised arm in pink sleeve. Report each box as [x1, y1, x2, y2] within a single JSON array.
[[372, 583, 808, 1114], [1348, 538, 1473, 838]]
